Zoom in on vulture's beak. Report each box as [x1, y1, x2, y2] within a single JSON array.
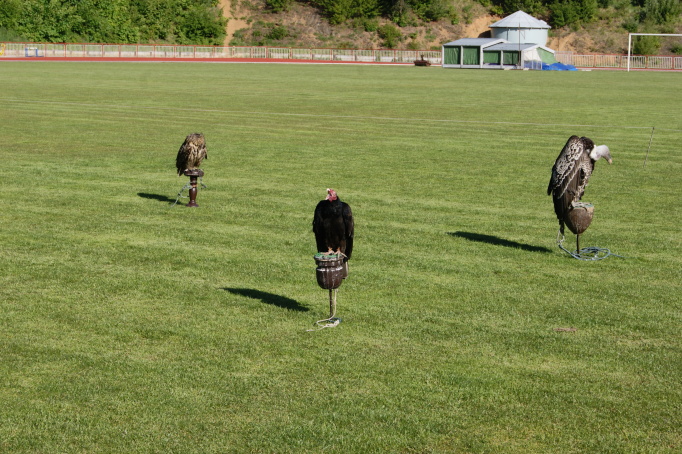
[[603, 147, 612, 164]]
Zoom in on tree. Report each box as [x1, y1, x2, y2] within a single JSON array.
[[0, 0, 226, 44], [490, 0, 546, 15], [550, 0, 597, 28], [642, 0, 682, 24]]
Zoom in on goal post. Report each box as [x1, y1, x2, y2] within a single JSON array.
[[627, 33, 682, 71]]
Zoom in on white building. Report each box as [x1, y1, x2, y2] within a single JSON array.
[[490, 10, 551, 47]]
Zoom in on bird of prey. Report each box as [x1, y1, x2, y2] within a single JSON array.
[[313, 188, 354, 262], [176, 133, 207, 176], [548, 135, 612, 250]]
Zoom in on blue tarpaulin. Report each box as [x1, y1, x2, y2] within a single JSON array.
[[542, 62, 578, 71]]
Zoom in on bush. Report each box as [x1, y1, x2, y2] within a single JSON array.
[[0, 26, 25, 42], [633, 34, 661, 54], [265, 0, 293, 13], [359, 17, 379, 32], [410, 0, 453, 21], [490, 0, 545, 16], [407, 39, 422, 50], [266, 25, 289, 40], [315, 0, 381, 25], [377, 23, 402, 48], [622, 19, 639, 32]]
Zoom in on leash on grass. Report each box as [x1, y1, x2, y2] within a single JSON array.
[[171, 177, 207, 207], [557, 234, 626, 261], [307, 289, 341, 331]]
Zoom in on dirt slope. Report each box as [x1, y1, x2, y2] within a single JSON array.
[[219, 0, 249, 46]]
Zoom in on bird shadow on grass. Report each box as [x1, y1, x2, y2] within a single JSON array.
[[137, 192, 177, 205], [221, 287, 309, 312], [447, 231, 552, 253]]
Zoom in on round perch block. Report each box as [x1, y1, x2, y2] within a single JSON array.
[[565, 202, 594, 235], [314, 254, 345, 290], [183, 169, 204, 207]]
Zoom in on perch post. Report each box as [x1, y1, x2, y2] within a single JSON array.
[[314, 254, 345, 319], [565, 202, 594, 253], [183, 169, 204, 207]]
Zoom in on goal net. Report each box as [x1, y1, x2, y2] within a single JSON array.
[[627, 33, 682, 71]]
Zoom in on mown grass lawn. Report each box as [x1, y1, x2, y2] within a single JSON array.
[[0, 62, 680, 453]]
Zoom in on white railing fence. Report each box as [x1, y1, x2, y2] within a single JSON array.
[[555, 51, 682, 70], [3, 42, 680, 70], [0, 42, 443, 65]]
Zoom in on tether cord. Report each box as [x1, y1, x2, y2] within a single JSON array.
[[171, 177, 207, 207], [307, 289, 340, 331], [172, 183, 191, 207], [557, 232, 626, 261]]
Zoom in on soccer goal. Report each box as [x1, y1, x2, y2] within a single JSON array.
[[627, 33, 682, 71]]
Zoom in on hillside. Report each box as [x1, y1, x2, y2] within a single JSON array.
[[1, 0, 678, 55], [220, 0, 682, 55]]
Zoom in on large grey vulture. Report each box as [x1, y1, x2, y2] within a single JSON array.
[[548, 135, 612, 249]]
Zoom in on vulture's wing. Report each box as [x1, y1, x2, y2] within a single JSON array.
[[342, 202, 354, 260], [312, 201, 327, 253], [574, 155, 594, 201], [548, 136, 585, 199]]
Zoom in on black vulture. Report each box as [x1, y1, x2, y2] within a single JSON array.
[[313, 188, 354, 262]]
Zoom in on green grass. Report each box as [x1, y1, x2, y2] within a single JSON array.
[[0, 62, 680, 453]]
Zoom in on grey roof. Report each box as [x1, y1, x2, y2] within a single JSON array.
[[442, 38, 505, 47], [490, 10, 550, 29], [485, 43, 539, 51]]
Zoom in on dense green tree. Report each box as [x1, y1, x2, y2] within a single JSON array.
[[642, 0, 681, 24], [0, 0, 23, 30], [549, 0, 598, 27], [0, 0, 225, 44]]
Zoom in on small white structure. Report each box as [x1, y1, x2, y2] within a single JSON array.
[[490, 10, 550, 46], [441, 37, 555, 70]]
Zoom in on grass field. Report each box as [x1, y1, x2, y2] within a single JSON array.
[[0, 62, 680, 453]]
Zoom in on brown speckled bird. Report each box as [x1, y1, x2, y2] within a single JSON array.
[[176, 133, 207, 176]]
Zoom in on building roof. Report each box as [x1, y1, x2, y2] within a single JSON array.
[[485, 43, 539, 51], [442, 38, 505, 47], [490, 10, 550, 29]]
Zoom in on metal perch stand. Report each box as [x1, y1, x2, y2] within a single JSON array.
[[310, 254, 346, 330], [558, 202, 624, 260], [173, 169, 205, 207]]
